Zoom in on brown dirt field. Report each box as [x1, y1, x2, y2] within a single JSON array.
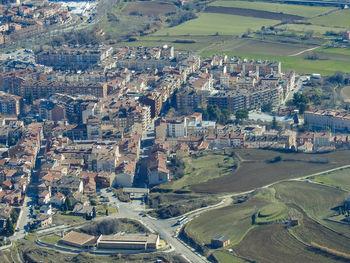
[[190, 149, 350, 193], [293, 210, 350, 254], [234, 224, 343, 263], [205, 6, 304, 21], [123, 1, 176, 17]]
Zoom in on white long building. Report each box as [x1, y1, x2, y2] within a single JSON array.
[[304, 110, 350, 132]]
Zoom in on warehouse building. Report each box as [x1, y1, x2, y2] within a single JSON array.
[[97, 233, 159, 250]]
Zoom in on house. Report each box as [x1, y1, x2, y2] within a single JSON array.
[[40, 204, 52, 215], [35, 214, 53, 228], [148, 151, 169, 186], [72, 203, 93, 217], [211, 236, 230, 248], [38, 189, 51, 205], [50, 192, 65, 207], [115, 160, 136, 187]]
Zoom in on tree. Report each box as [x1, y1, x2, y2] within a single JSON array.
[[292, 93, 309, 114], [272, 116, 278, 130], [261, 102, 273, 113], [293, 113, 299, 124], [5, 218, 14, 236], [328, 71, 345, 85], [92, 207, 96, 218], [64, 197, 72, 211], [105, 209, 109, 216], [220, 109, 231, 124], [235, 109, 249, 124]]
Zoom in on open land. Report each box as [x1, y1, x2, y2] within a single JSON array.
[[204, 6, 304, 20], [159, 150, 235, 191], [190, 149, 350, 193], [311, 9, 350, 28], [341, 86, 350, 102], [276, 24, 346, 34], [154, 13, 279, 36], [208, 0, 336, 17], [186, 179, 350, 263], [123, 1, 176, 16], [311, 167, 350, 191], [234, 224, 343, 263]]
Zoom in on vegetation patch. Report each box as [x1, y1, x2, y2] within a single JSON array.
[[148, 191, 218, 218], [40, 234, 61, 245], [255, 203, 287, 224], [79, 218, 148, 236], [159, 149, 235, 191]]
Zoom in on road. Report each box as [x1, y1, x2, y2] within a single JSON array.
[[11, 139, 47, 241], [99, 188, 208, 263]]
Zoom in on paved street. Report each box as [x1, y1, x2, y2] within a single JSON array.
[[99, 189, 208, 263]]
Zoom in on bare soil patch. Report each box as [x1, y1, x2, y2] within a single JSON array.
[[205, 6, 304, 21]]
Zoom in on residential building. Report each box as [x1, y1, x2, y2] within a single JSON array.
[[0, 92, 22, 115]]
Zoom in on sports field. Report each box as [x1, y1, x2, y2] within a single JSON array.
[[311, 9, 350, 28], [209, 0, 336, 17], [155, 13, 279, 36]]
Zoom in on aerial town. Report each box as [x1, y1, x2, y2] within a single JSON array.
[[1, 0, 350, 263]]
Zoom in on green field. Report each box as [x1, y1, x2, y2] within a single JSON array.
[[318, 47, 350, 56], [255, 202, 287, 224], [155, 13, 279, 36], [276, 24, 346, 34], [311, 167, 350, 191], [275, 181, 346, 222], [210, 0, 336, 17], [40, 234, 61, 245], [185, 197, 267, 245], [160, 150, 235, 191], [214, 251, 249, 263], [311, 9, 350, 28], [187, 180, 350, 262]]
